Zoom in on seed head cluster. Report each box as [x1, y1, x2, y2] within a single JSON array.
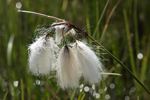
[[28, 24, 106, 89]]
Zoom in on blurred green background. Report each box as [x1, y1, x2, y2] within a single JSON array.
[[0, 0, 150, 100]]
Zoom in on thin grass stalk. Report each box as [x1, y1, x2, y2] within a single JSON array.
[[7, 34, 15, 66], [18, 10, 64, 22], [46, 75, 60, 100], [95, 0, 99, 39], [92, 0, 110, 38], [99, 0, 121, 44], [85, 2, 92, 43], [140, 39, 150, 82], [52, 88, 60, 100], [78, 83, 85, 100], [123, 8, 137, 76], [62, 0, 68, 12], [100, 73, 121, 76], [3, 90, 9, 100], [87, 35, 150, 94], [134, 0, 140, 71], [27, 87, 31, 100], [101, 77, 105, 100], [81, 93, 85, 100], [20, 79, 24, 100], [110, 30, 119, 94], [71, 88, 77, 100]]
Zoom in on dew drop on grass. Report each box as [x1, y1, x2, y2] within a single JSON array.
[[95, 93, 100, 99], [80, 89, 82, 92], [110, 83, 115, 89], [125, 96, 130, 100], [84, 86, 89, 92], [16, 2, 22, 9], [36, 80, 41, 85], [131, 87, 136, 92], [137, 53, 143, 60], [79, 84, 84, 88], [92, 84, 95, 90], [93, 91, 96, 96], [105, 94, 110, 100], [104, 86, 107, 91], [13, 81, 19, 87], [129, 87, 136, 95], [99, 89, 103, 94]]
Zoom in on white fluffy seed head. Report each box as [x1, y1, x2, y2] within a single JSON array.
[[54, 25, 70, 44], [28, 36, 59, 76], [73, 40, 104, 84], [56, 46, 79, 89]]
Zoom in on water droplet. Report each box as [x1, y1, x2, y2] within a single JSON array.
[[13, 81, 19, 87], [99, 89, 103, 94], [36, 80, 40, 85], [123, 87, 126, 91], [125, 96, 130, 100], [79, 84, 84, 88], [129, 87, 136, 95], [96, 93, 100, 98], [80, 89, 82, 92], [104, 86, 107, 91], [93, 91, 96, 96], [92, 84, 95, 90], [105, 94, 110, 100], [16, 2, 22, 9], [131, 87, 136, 92], [137, 53, 143, 60], [84, 86, 89, 92], [110, 83, 115, 89]]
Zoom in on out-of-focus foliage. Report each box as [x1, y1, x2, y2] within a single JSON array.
[[0, 0, 150, 100]]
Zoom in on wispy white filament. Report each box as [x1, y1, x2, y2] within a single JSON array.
[[55, 25, 70, 44], [28, 36, 58, 76], [74, 40, 104, 84], [56, 46, 79, 89]]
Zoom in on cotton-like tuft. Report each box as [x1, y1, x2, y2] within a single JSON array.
[[56, 46, 79, 89], [73, 40, 104, 84], [28, 36, 59, 76], [54, 25, 71, 44]]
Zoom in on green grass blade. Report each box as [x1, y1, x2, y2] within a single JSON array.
[[85, 3, 92, 43], [20, 79, 24, 100], [140, 39, 150, 82], [78, 84, 85, 100], [81, 93, 85, 100], [92, 0, 110, 38], [99, 0, 121, 44], [134, 0, 140, 69], [7, 34, 15, 66], [71, 88, 77, 100], [3, 90, 9, 100], [123, 8, 137, 76]]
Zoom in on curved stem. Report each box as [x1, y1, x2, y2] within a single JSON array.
[[46, 75, 60, 100], [18, 10, 64, 22]]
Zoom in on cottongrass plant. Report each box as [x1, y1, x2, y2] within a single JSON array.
[[56, 46, 79, 89], [73, 40, 104, 84], [20, 10, 105, 90], [27, 25, 105, 89], [28, 35, 59, 76], [54, 25, 70, 44], [18, 5, 150, 96]]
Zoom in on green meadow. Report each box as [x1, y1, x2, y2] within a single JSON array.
[[0, 0, 150, 99]]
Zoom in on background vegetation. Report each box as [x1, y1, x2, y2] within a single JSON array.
[[0, 0, 150, 99]]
